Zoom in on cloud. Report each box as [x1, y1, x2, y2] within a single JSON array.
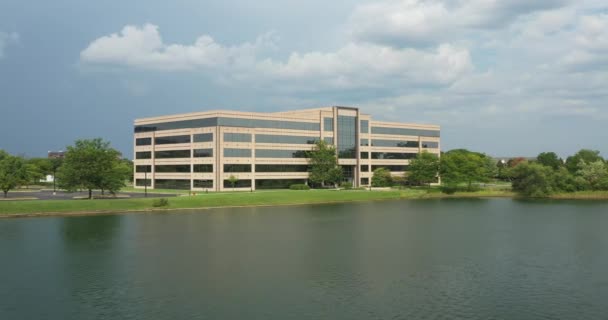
[[81, 24, 473, 90], [0, 32, 19, 58], [348, 0, 572, 46]]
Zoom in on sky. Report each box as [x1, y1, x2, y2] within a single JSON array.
[[0, 0, 607, 159]]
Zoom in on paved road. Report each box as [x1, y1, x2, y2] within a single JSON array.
[[1, 190, 178, 201]]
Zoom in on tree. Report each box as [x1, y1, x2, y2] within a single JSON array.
[[511, 162, 555, 197], [577, 161, 608, 191], [228, 175, 238, 190], [0, 154, 28, 198], [565, 149, 604, 173], [372, 168, 392, 187], [536, 152, 563, 170], [24, 158, 52, 187], [408, 151, 440, 187], [308, 140, 341, 188], [440, 149, 495, 191], [57, 138, 128, 199]]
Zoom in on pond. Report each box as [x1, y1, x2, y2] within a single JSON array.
[[1, 199, 607, 319]]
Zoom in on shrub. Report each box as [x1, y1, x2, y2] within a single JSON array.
[[372, 168, 392, 187], [290, 184, 310, 190], [440, 185, 458, 194], [152, 198, 169, 207], [340, 182, 353, 190]]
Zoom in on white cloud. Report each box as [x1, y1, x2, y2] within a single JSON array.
[[0, 32, 19, 58]]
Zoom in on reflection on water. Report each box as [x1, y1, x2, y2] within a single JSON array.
[[1, 199, 608, 319]]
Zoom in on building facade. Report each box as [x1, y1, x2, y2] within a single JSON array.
[[133, 106, 440, 191]]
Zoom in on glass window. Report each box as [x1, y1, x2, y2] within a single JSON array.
[[421, 141, 439, 148], [193, 164, 213, 173], [154, 179, 191, 190], [136, 137, 152, 146], [217, 118, 319, 131], [136, 165, 151, 173], [224, 164, 252, 172], [360, 152, 369, 158], [256, 134, 320, 145], [360, 139, 369, 146], [224, 133, 252, 143], [337, 115, 357, 159], [371, 152, 417, 160], [193, 149, 213, 158], [155, 165, 191, 173], [193, 180, 213, 188], [155, 150, 191, 159], [324, 137, 334, 144], [223, 179, 252, 188], [324, 117, 334, 131], [255, 179, 308, 189], [360, 120, 369, 133], [360, 165, 369, 172], [135, 117, 219, 133], [155, 135, 191, 145], [136, 151, 152, 159], [255, 149, 310, 158], [361, 178, 369, 185], [193, 133, 213, 143], [371, 139, 419, 148], [371, 127, 440, 137], [223, 148, 251, 157], [135, 179, 151, 187], [372, 165, 409, 171], [255, 165, 310, 172]]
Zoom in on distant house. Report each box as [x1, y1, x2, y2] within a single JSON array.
[[48, 151, 65, 159]]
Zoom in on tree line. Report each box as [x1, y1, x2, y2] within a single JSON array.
[[0, 138, 131, 198]]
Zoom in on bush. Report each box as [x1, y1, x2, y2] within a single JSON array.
[[440, 185, 458, 194], [152, 198, 169, 207], [340, 182, 353, 190], [289, 184, 310, 190], [372, 168, 392, 187]]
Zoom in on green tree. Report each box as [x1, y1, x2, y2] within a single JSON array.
[[57, 138, 127, 199], [577, 160, 608, 191], [536, 152, 563, 170], [228, 175, 238, 190], [0, 154, 28, 198], [408, 151, 439, 187], [552, 167, 580, 193], [565, 149, 604, 173], [372, 167, 392, 187], [511, 162, 555, 197], [24, 158, 53, 187], [440, 149, 495, 191], [308, 140, 341, 188]]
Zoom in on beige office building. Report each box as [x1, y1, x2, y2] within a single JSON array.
[[133, 106, 440, 191]]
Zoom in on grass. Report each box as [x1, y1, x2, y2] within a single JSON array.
[[550, 191, 608, 200], [0, 188, 514, 217]]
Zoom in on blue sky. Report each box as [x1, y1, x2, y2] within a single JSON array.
[[0, 0, 607, 159]]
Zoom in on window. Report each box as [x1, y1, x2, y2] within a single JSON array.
[[371, 139, 419, 148], [193, 164, 213, 173], [193, 149, 213, 158], [256, 134, 320, 145], [136, 165, 151, 173], [135, 117, 219, 133], [256, 165, 310, 172], [193, 133, 213, 143], [360, 152, 369, 158], [223, 179, 252, 188], [136, 179, 151, 187], [324, 137, 334, 144], [421, 141, 439, 148], [193, 180, 213, 188], [337, 115, 357, 159], [360, 139, 369, 146], [360, 165, 369, 172], [371, 127, 440, 137], [372, 165, 409, 172], [256, 179, 307, 189], [324, 117, 334, 131], [255, 149, 310, 158], [155, 165, 190, 173], [224, 164, 252, 172], [155, 135, 191, 145], [136, 151, 152, 159], [360, 120, 369, 133], [136, 137, 152, 146], [224, 148, 251, 157], [361, 178, 369, 185], [155, 179, 191, 190], [217, 118, 319, 131], [155, 150, 191, 159], [371, 152, 417, 160], [224, 133, 252, 143]]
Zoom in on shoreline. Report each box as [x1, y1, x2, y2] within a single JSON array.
[[1, 189, 607, 219]]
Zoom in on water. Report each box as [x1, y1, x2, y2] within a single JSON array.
[[1, 199, 608, 319]]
